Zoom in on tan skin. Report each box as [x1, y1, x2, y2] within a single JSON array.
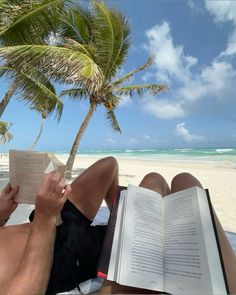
[[0, 157, 235, 294], [0, 157, 118, 295]]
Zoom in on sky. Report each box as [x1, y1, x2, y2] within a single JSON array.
[[1, 0, 236, 152]]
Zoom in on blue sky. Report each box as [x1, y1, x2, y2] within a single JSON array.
[[1, 0, 236, 152]]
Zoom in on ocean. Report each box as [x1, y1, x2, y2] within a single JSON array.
[[55, 147, 236, 165]]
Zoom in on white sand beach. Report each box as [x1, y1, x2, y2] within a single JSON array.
[[0, 154, 236, 233], [68, 155, 236, 233]]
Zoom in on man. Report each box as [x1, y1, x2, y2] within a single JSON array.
[[0, 157, 118, 295], [1, 157, 236, 294]]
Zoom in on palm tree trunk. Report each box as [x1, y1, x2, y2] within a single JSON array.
[[30, 115, 46, 150], [65, 102, 97, 179], [0, 81, 18, 118]]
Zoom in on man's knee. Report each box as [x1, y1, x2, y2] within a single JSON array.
[[99, 156, 118, 174], [171, 172, 202, 191]]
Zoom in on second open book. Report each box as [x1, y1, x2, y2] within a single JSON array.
[[105, 185, 228, 294], [9, 150, 65, 204]]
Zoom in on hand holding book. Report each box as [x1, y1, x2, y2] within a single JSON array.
[[0, 183, 19, 225], [9, 150, 65, 205]]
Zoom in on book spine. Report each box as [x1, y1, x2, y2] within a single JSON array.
[[97, 186, 126, 278]]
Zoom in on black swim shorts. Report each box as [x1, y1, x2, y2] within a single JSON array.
[[29, 200, 107, 294]]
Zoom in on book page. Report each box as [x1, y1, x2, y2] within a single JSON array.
[[118, 185, 164, 291], [9, 150, 50, 204], [107, 190, 126, 281], [48, 153, 65, 176], [163, 187, 226, 294]]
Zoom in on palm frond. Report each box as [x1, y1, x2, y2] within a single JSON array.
[[115, 84, 168, 97], [1, 66, 64, 121], [112, 57, 154, 86], [105, 109, 121, 133], [0, 120, 13, 144], [103, 93, 119, 109], [107, 8, 130, 78], [0, 45, 103, 93], [0, 0, 71, 45], [92, 1, 131, 80], [59, 4, 93, 44], [63, 38, 93, 57], [17, 73, 63, 122], [6, 132, 13, 142], [92, 1, 115, 78], [0, 66, 7, 78], [60, 88, 88, 100]]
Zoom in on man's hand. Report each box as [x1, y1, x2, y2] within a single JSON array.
[[0, 183, 19, 221], [35, 171, 71, 223]]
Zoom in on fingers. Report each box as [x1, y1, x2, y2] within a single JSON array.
[[9, 186, 19, 199], [2, 183, 12, 194], [38, 171, 62, 196], [61, 184, 71, 203], [37, 171, 69, 203], [2, 183, 19, 200], [54, 179, 66, 195], [48, 171, 62, 193]]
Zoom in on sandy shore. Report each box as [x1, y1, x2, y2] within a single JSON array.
[[1, 154, 236, 232], [68, 155, 236, 233]]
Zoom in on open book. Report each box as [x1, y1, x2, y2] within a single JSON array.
[[9, 150, 65, 204], [99, 185, 228, 294]]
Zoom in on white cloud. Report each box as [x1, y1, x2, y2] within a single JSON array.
[[187, 1, 205, 14], [205, 1, 236, 57], [119, 94, 132, 107], [143, 97, 186, 119], [176, 122, 204, 143], [106, 138, 115, 144], [178, 60, 236, 102], [145, 22, 198, 84], [142, 19, 236, 120], [143, 134, 150, 140], [205, 1, 236, 24], [128, 138, 138, 145]]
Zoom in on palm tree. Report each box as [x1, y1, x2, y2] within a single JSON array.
[[29, 82, 63, 150], [0, 121, 13, 144], [0, 0, 95, 147], [30, 110, 47, 150], [0, 0, 71, 118], [0, 1, 167, 178], [58, 1, 167, 177]]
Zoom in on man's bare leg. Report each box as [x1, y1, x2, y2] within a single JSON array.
[[68, 157, 119, 221], [171, 172, 236, 294], [100, 172, 170, 294]]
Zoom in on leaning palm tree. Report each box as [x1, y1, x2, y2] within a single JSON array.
[[0, 0, 71, 118], [0, 121, 13, 144], [0, 0, 101, 147], [29, 82, 63, 150], [58, 1, 167, 177]]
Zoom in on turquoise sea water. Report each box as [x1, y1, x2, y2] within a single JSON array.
[[56, 147, 236, 165]]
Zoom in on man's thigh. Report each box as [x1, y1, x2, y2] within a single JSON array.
[[68, 157, 118, 221]]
